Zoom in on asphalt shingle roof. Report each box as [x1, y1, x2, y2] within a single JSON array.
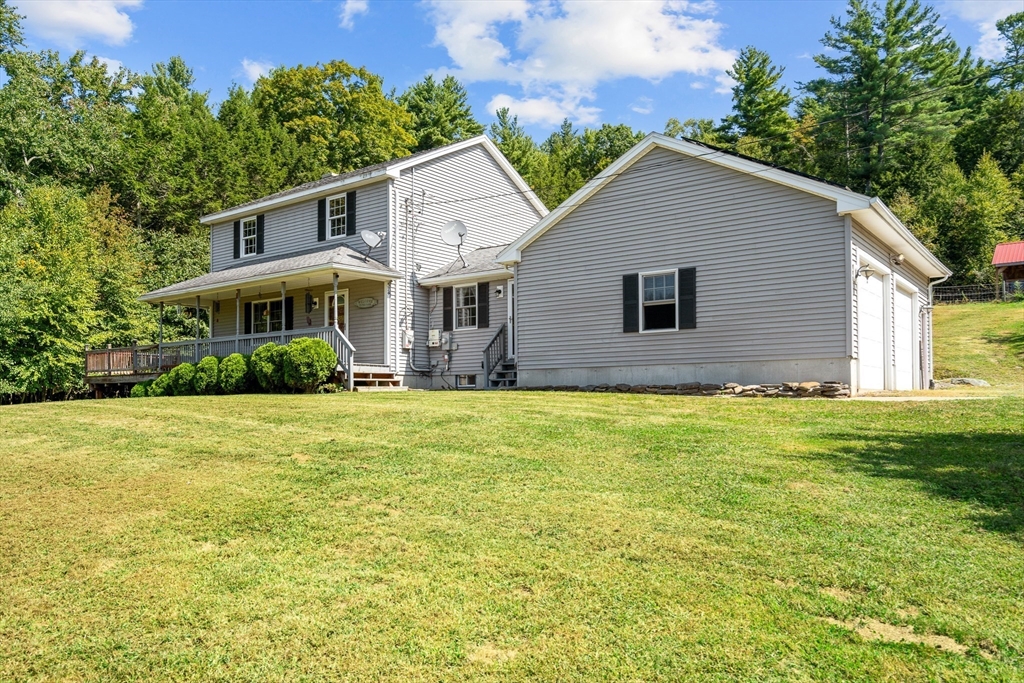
[[420, 245, 510, 283], [142, 244, 399, 300]]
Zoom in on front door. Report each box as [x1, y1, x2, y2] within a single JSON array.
[[507, 278, 515, 358], [324, 290, 349, 335]]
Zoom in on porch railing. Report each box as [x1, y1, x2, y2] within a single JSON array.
[[481, 323, 507, 389], [85, 326, 356, 390]]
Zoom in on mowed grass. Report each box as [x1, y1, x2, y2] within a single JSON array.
[[1, 393, 1022, 681], [933, 301, 1024, 390]]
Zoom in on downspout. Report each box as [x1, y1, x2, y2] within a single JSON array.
[[922, 273, 951, 389]]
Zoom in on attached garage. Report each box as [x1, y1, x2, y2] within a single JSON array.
[[857, 272, 887, 391]]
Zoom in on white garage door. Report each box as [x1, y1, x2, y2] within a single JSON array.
[[893, 287, 915, 390], [858, 273, 886, 391]]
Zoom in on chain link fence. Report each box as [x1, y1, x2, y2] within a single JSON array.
[[933, 282, 1024, 304]]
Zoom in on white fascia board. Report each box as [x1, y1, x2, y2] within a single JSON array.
[[139, 263, 399, 303], [390, 136, 549, 218], [199, 170, 397, 225], [417, 267, 511, 288], [843, 200, 951, 279]]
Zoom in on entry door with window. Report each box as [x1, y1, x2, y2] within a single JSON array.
[[325, 290, 349, 335]]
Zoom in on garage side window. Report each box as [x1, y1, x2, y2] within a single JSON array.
[[642, 272, 676, 331]]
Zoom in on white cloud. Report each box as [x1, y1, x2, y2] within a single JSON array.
[[14, 0, 141, 48], [487, 92, 601, 126], [241, 58, 273, 83], [942, 0, 1020, 60], [426, 0, 736, 123], [714, 72, 735, 94], [630, 96, 654, 115], [95, 55, 123, 73], [339, 0, 369, 30], [689, 81, 706, 89]]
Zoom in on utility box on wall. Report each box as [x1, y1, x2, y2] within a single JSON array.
[[441, 332, 457, 351], [427, 329, 440, 348], [401, 329, 415, 351]]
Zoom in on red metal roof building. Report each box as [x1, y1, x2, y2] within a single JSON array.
[[993, 240, 1024, 283]]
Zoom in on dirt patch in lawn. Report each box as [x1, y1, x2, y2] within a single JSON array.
[[467, 643, 517, 665], [822, 617, 967, 655]]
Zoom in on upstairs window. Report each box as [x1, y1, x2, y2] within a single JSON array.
[[242, 217, 258, 256], [642, 271, 676, 331], [328, 196, 347, 237], [455, 285, 477, 329]]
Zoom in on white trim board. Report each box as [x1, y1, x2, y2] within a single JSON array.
[[496, 133, 950, 279]]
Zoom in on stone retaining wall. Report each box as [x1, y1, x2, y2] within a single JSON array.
[[508, 380, 851, 398]]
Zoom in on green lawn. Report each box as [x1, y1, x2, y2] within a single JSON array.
[[1, 393, 1022, 681], [933, 301, 1024, 391]]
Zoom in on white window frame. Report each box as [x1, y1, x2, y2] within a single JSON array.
[[639, 269, 678, 333], [454, 284, 478, 330], [241, 215, 258, 257], [251, 298, 284, 334], [456, 374, 477, 388], [327, 194, 347, 239]]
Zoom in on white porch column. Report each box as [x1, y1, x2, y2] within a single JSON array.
[[280, 281, 287, 344], [332, 273, 339, 331], [158, 301, 164, 369], [195, 295, 201, 362], [234, 288, 241, 353]]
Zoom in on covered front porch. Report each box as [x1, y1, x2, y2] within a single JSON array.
[[84, 245, 400, 391]]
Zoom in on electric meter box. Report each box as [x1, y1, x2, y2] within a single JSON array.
[[427, 329, 441, 347], [401, 330, 415, 350]]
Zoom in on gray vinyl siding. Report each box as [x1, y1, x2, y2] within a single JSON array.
[[516, 146, 849, 371], [851, 221, 931, 381], [391, 145, 543, 376], [209, 181, 390, 272], [209, 279, 386, 364], [422, 281, 506, 384]]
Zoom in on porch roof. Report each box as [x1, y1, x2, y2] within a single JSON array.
[[418, 245, 511, 286], [140, 244, 400, 304]]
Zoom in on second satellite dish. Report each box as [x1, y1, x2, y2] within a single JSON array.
[[441, 220, 467, 246], [359, 230, 382, 261]]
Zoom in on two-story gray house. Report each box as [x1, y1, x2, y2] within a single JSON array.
[[128, 136, 546, 389]]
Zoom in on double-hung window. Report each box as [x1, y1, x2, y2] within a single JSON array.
[[642, 271, 676, 331], [252, 300, 283, 334], [455, 285, 477, 329], [242, 217, 258, 256], [328, 196, 346, 238]]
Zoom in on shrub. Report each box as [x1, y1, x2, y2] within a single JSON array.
[[193, 356, 220, 395], [129, 381, 150, 398], [149, 373, 171, 397], [166, 362, 196, 396], [251, 343, 286, 391], [218, 353, 251, 394], [283, 337, 337, 392]]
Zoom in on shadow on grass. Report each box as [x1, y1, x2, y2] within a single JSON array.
[[986, 329, 1024, 361], [814, 429, 1024, 538]]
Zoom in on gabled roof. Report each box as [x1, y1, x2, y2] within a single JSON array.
[[200, 136, 547, 225], [992, 241, 1024, 267], [496, 133, 951, 279], [140, 243, 399, 302], [418, 245, 511, 286]]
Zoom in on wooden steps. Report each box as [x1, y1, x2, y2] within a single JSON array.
[[352, 385, 409, 392], [488, 360, 518, 388], [351, 366, 402, 389]]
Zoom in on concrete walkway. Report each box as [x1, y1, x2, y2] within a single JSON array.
[[851, 395, 1003, 402]]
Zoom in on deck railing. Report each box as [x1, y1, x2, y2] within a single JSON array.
[[481, 323, 507, 389], [85, 326, 356, 390]]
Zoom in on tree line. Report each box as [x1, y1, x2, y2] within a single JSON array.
[[0, 0, 1020, 400]]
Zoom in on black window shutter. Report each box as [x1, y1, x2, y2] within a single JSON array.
[[477, 282, 489, 329], [285, 296, 294, 331], [346, 191, 356, 236], [317, 198, 326, 242], [244, 302, 252, 335], [233, 220, 240, 259], [622, 274, 639, 333], [678, 267, 696, 329], [442, 287, 453, 332], [256, 214, 265, 254]]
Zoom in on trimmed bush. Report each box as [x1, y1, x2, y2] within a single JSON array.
[[149, 373, 171, 397], [283, 337, 337, 392], [129, 381, 150, 398], [166, 362, 196, 396], [193, 355, 220, 395], [251, 343, 286, 391], [218, 353, 251, 394]]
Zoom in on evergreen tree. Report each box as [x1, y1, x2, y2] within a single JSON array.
[[809, 0, 964, 196], [488, 107, 542, 184], [398, 74, 484, 152], [723, 46, 797, 163]]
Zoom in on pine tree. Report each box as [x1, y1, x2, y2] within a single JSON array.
[[723, 46, 796, 163], [399, 75, 484, 152], [488, 107, 542, 184]]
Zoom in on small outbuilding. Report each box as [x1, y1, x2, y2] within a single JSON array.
[[992, 241, 1024, 297]]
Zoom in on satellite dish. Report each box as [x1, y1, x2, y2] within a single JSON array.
[[441, 220, 469, 267], [359, 230, 383, 261], [441, 220, 467, 246]]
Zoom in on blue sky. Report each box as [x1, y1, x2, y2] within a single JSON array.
[[10, 0, 1020, 140]]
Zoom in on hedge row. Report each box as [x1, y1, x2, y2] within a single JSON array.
[[131, 338, 337, 397]]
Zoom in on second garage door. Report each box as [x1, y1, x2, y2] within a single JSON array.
[[893, 287, 915, 390], [858, 273, 886, 391]]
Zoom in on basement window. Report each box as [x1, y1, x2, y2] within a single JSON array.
[[456, 374, 476, 388]]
